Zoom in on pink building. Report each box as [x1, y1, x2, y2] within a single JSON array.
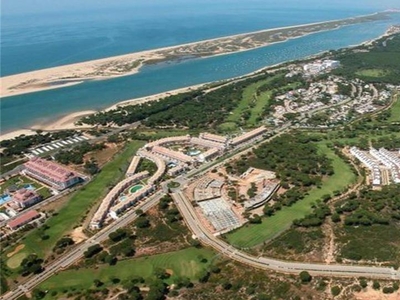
[[24, 157, 80, 190], [7, 210, 40, 230], [12, 188, 42, 209]]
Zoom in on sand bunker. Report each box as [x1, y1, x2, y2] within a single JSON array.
[[6, 244, 25, 258]]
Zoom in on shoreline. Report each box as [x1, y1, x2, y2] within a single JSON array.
[[1, 23, 397, 142], [0, 11, 392, 98]]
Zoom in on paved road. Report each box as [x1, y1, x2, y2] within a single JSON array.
[[2, 115, 397, 299], [1, 191, 165, 300], [187, 122, 291, 179], [171, 191, 400, 280]]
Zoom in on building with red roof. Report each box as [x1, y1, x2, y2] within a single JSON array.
[[7, 210, 40, 230], [24, 157, 80, 190]]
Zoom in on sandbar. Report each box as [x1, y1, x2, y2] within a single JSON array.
[[0, 11, 392, 98]]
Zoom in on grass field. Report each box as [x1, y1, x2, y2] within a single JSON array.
[[355, 68, 389, 78], [39, 247, 215, 294], [218, 121, 238, 132], [226, 78, 273, 127], [388, 94, 400, 122], [6, 141, 145, 268], [248, 91, 272, 126], [226, 144, 356, 248]]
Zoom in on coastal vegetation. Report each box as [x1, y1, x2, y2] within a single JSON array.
[[54, 141, 106, 165], [335, 185, 400, 264], [332, 34, 400, 84], [226, 141, 356, 248], [80, 72, 303, 131]]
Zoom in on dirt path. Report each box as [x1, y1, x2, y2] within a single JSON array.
[[323, 147, 364, 264], [323, 220, 336, 264], [354, 287, 400, 300]]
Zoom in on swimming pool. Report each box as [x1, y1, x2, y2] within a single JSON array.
[[24, 184, 35, 190], [129, 185, 144, 194], [0, 194, 12, 205], [188, 149, 201, 156]]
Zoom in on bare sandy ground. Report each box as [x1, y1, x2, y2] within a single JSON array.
[[71, 226, 88, 244], [106, 83, 205, 111], [0, 129, 37, 142], [6, 244, 25, 258], [354, 287, 400, 300], [30, 110, 97, 131]]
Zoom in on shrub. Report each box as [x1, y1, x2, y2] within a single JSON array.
[[299, 271, 312, 283], [382, 287, 394, 294], [331, 286, 341, 296], [373, 281, 380, 290]]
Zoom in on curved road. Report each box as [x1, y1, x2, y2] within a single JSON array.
[[1, 191, 165, 300], [3, 120, 399, 299], [171, 191, 400, 280]]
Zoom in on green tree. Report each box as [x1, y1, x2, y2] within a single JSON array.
[[331, 286, 341, 296], [299, 271, 312, 283], [373, 281, 380, 290]]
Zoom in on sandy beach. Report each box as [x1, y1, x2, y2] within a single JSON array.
[[0, 129, 38, 142], [0, 84, 209, 141], [30, 110, 97, 131], [0, 11, 390, 98]]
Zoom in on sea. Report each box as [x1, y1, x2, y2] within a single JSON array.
[[1, 1, 400, 133]]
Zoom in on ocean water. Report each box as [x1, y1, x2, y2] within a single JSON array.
[[1, 1, 400, 133]]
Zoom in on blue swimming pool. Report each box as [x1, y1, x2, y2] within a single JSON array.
[[0, 194, 12, 205], [24, 184, 35, 190]]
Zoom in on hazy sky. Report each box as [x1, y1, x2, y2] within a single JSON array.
[[2, 0, 399, 16]]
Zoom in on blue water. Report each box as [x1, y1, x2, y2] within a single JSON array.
[[24, 184, 35, 190], [1, 1, 400, 133], [0, 194, 12, 205]]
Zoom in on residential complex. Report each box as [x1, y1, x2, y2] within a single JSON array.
[[126, 156, 141, 177], [23, 157, 80, 190], [303, 59, 340, 75], [11, 188, 42, 209], [244, 181, 280, 210], [151, 146, 195, 164], [145, 135, 191, 148], [190, 137, 226, 150], [89, 127, 269, 229], [90, 171, 149, 229], [229, 126, 267, 146], [350, 147, 400, 186], [199, 132, 228, 144]]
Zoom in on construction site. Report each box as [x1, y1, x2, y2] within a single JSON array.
[[184, 166, 280, 234]]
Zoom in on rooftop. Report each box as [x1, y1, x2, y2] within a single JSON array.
[[25, 157, 78, 183], [7, 210, 40, 229]]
